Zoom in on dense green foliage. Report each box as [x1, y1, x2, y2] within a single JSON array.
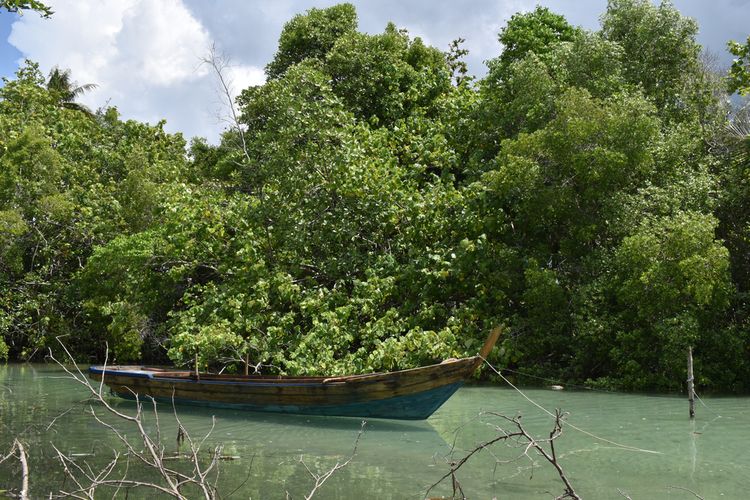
[[0, 62, 189, 361], [2, 1, 750, 392], [265, 3, 358, 80], [728, 35, 750, 95], [0, 0, 51, 17]]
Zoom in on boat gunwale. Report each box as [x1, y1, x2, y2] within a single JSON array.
[[89, 356, 480, 387]]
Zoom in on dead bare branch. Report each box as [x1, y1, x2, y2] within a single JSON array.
[[426, 409, 580, 500], [302, 421, 366, 500], [45, 407, 74, 432], [667, 485, 705, 500], [0, 439, 29, 499], [201, 44, 251, 163], [46, 338, 223, 499], [4, 338, 365, 499]]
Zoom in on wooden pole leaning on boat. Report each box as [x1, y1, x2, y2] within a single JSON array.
[[473, 325, 504, 371]]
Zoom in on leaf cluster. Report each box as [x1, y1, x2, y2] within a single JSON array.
[[2, 2, 750, 393]]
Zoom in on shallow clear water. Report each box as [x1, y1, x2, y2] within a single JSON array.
[[1, 364, 749, 499]]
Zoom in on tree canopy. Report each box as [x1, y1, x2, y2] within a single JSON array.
[[2, 1, 750, 392]]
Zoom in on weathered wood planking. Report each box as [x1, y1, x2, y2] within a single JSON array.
[[88, 327, 503, 420], [89, 358, 476, 418]]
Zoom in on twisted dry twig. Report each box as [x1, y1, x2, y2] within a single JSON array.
[[426, 408, 580, 500], [46, 338, 223, 499]]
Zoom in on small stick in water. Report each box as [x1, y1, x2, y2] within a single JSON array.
[[687, 347, 695, 419]]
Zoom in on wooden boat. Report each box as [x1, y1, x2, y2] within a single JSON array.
[[88, 327, 502, 420]]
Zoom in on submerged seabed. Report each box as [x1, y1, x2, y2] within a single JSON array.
[[1, 364, 748, 499]]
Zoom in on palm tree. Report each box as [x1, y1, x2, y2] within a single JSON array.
[[46, 67, 97, 114], [727, 104, 750, 166], [720, 103, 750, 292]]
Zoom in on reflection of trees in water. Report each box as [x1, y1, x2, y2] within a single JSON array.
[[1, 361, 430, 499], [4, 364, 743, 499]]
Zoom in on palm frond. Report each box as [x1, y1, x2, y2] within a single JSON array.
[[45, 66, 97, 111], [62, 101, 96, 117], [726, 102, 750, 167], [70, 83, 98, 99]]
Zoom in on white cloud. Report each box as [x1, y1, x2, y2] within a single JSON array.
[[114, 1, 210, 87], [8, 0, 263, 142], [224, 64, 266, 95], [4, 0, 534, 141]]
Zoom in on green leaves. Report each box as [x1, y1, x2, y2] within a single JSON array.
[[0, 128, 64, 211], [0, 209, 27, 275], [605, 212, 731, 387], [2, 4, 749, 391], [0, 61, 189, 361], [601, 0, 705, 123], [265, 3, 358, 79], [0, 0, 52, 17], [616, 212, 730, 314], [326, 24, 451, 126], [728, 36, 750, 95], [169, 322, 244, 371], [494, 6, 580, 79]]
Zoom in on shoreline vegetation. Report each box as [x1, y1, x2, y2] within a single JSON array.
[[1, 0, 750, 397]]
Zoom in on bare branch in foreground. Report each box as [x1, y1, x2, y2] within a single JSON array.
[[617, 488, 633, 499], [667, 485, 705, 499], [426, 408, 580, 500], [295, 421, 366, 500], [46, 339, 223, 499], [0, 438, 29, 499]]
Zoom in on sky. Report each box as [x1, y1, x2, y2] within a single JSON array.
[[0, 0, 748, 142]]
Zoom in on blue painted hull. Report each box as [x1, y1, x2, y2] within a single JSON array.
[[90, 356, 480, 420], [113, 381, 464, 420], [89, 328, 503, 420]]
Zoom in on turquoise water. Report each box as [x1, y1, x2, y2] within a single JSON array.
[[1, 364, 748, 498]]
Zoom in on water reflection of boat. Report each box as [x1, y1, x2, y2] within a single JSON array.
[[89, 327, 502, 420]]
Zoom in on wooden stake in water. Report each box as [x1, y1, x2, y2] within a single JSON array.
[[687, 347, 695, 419]]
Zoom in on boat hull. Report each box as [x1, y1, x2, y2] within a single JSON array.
[[111, 381, 464, 420], [88, 357, 479, 420]]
